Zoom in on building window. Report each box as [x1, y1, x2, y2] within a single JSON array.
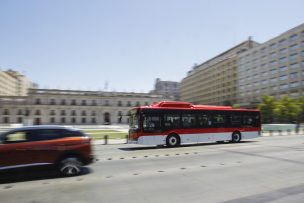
[[82, 100, 87, 106], [127, 101, 132, 107], [50, 110, 56, 116], [104, 100, 110, 106], [270, 69, 278, 74], [3, 117, 10, 123], [50, 99, 56, 105], [50, 117, 55, 123], [82, 118, 86, 124], [270, 78, 277, 83], [61, 110, 66, 116], [270, 43, 276, 50], [61, 117, 66, 123], [91, 118, 96, 124], [290, 53, 298, 60], [289, 34, 298, 41], [35, 110, 41, 115], [35, 99, 41, 105], [279, 75, 288, 81], [280, 84, 288, 90], [279, 57, 287, 63], [71, 100, 77, 105], [270, 60, 277, 66], [117, 101, 122, 107], [290, 63, 299, 69], [61, 99, 66, 105], [71, 118, 76, 124], [280, 66, 287, 72], [279, 39, 287, 46], [279, 48, 287, 54], [290, 44, 298, 51], [82, 111, 86, 116], [17, 109, 23, 115], [92, 100, 97, 106], [290, 82, 299, 88], [17, 117, 23, 123], [290, 72, 298, 79], [144, 102, 149, 106], [136, 101, 140, 107], [71, 110, 77, 116]]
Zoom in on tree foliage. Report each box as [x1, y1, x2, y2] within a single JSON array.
[[258, 96, 303, 123]]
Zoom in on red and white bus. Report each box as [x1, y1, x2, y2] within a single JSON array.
[[128, 101, 261, 147]]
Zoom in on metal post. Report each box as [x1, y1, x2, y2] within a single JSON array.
[[104, 135, 108, 145]]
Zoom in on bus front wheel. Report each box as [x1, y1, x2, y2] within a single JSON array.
[[166, 134, 180, 147], [231, 132, 242, 143]]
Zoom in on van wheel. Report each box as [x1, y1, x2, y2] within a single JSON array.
[[166, 134, 180, 147], [59, 157, 83, 176], [231, 132, 242, 143]]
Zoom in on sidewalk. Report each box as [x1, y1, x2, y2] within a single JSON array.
[[93, 139, 127, 145]]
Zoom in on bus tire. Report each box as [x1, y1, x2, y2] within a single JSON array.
[[231, 132, 242, 143], [166, 134, 180, 147]]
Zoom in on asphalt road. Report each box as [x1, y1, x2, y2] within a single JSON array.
[[1, 135, 304, 203]]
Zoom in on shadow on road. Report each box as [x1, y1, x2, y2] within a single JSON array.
[[120, 141, 257, 151], [0, 167, 91, 184]]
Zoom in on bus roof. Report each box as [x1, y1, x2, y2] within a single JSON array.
[[134, 101, 259, 112]]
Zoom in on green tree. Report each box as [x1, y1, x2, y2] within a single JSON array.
[[274, 96, 301, 123], [258, 96, 276, 123], [297, 97, 304, 122]]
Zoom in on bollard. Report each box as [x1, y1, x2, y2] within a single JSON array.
[[269, 130, 273, 136], [104, 135, 108, 145], [125, 135, 128, 144], [287, 129, 291, 135], [278, 130, 282, 136]]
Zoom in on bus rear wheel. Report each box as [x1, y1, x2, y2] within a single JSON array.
[[166, 134, 180, 147], [231, 132, 242, 143]]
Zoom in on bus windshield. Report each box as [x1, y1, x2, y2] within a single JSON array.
[[129, 109, 139, 130]]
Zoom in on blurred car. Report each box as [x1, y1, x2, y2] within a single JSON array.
[[0, 125, 94, 176]]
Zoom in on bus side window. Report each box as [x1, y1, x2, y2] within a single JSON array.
[[197, 114, 211, 127], [230, 114, 242, 127], [143, 115, 161, 132], [164, 114, 180, 129], [212, 113, 226, 127], [182, 114, 196, 128], [243, 113, 260, 127]]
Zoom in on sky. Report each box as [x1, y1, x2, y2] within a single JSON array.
[[0, 0, 304, 93]]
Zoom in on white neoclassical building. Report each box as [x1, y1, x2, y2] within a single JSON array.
[[0, 88, 164, 125]]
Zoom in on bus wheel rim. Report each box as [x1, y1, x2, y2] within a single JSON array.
[[169, 137, 177, 145]]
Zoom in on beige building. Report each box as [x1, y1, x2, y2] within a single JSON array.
[[181, 39, 258, 105], [0, 88, 163, 125], [237, 23, 304, 107], [181, 23, 304, 107], [0, 69, 37, 96]]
